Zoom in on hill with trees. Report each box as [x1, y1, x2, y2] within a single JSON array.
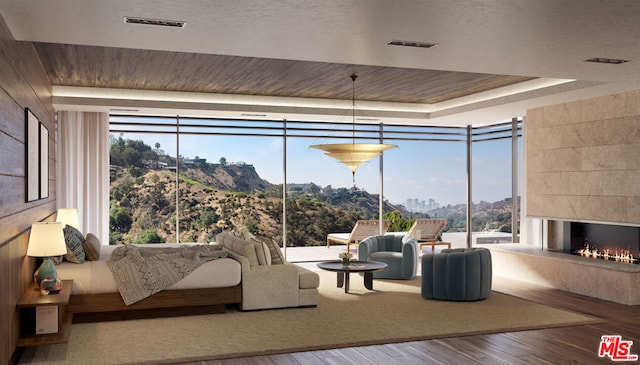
[[429, 197, 520, 233], [109, 137, 410, 246]]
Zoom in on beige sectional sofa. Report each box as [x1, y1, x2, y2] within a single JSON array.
[[215, 232, 320, 310]]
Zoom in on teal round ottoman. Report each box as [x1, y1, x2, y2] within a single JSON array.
[[421, 247, 492, 301]]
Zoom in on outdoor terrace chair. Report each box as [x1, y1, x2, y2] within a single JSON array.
[[326, 219, 391, 252], [406, 219, 449, 253]]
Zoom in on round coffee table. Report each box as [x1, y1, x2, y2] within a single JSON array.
[[317, 260, 388, 293]]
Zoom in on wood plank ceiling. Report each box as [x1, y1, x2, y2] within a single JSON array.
[[34, 43, 535, 104]]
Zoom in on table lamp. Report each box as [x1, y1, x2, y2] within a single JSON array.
[[27, 222, 67, 286], [56, 208, 80, 229]]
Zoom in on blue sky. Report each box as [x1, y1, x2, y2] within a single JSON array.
[[116, 130, 519, 207]]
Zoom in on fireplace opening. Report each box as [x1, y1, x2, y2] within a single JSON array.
[[569, 222, 640, 264]]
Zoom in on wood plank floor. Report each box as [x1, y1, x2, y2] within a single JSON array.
[[174, 245, 640, 365]]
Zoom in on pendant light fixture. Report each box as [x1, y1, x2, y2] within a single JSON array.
[[310, 74, 397, 182]]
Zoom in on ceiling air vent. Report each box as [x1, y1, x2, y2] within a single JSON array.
[[124, 16, 186, 28], [584, 57, 630, 65], [386, 40, 437, 49]]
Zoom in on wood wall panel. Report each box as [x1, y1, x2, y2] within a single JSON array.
[[0, 133, 23, 177], [0, 235, 32, 365], [0, 88, 24, 140], [0, 51, 48, 124], [0, 13, 55, 365], [0, 176, 25, 216], [0, 202, 57, 245]]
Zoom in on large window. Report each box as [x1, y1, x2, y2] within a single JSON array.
[[109, 118, 178, 245], [382, 126, 468, 234], [471, 121, 522, 241], [177, 131, 284, 243], [108, 115, 522, 246]]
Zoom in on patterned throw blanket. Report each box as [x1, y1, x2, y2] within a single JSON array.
[[107, 244, 229, 305]]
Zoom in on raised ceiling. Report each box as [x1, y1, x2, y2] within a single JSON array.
[[1, 0, 639, 126], [34, 43, 534, 104]]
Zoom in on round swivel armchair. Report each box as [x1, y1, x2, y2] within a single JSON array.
[[358, 234, 418, 280], [421, 247, 492, 301]]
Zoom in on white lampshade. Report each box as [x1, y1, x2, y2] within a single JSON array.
[[309, 143, 398, 173], [27, 222, 67, 257], [56, 208, 80, 230], [309, 74, 397, 182]]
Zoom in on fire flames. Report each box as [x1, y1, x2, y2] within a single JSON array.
[[576, 240, 638, 264]]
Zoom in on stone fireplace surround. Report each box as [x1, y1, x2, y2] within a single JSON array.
[[525, 90, 640, 226], [490, 244, 640, 305], [499, 90, 640, 305], [489, 218, 640, 305]]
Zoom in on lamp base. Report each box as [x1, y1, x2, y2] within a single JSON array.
[[34, 257, 59, 287], [40, 277, 62, 295]]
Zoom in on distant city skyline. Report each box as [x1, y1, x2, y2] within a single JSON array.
[[405, 198, 440, 213]]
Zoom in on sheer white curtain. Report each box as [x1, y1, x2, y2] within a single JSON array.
[[56, 111, 110, 245]]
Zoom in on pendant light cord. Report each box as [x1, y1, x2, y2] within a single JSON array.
[[350, 73, 357, 145]]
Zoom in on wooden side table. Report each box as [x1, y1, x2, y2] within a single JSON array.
[[16, 279, 74, 347]]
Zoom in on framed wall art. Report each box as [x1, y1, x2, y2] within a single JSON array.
[[39, 122, 49, 199], [25, 108, 40, 202]]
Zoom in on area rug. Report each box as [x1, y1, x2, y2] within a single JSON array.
[[19, 272, 600, 365]]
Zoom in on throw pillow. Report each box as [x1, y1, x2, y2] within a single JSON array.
[[250, 238, 269, 265], [219, 233, 260, 267], [254, 236, 285, 265], [231, 229, 253, 240], [262, 242, 272, 265], [83, 233, 101, 261], [63, 225, 86, 264]]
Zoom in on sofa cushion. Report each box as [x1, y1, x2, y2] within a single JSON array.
[[369, 251, 403, 261], [296, 266, 320, 289]]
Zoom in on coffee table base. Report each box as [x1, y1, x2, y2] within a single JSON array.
[[336, 272, 374, 293]]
